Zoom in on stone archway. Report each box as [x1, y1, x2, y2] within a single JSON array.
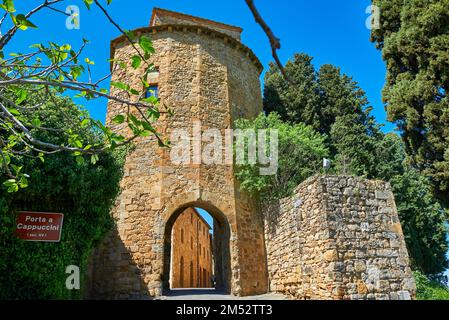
[[162, 201, 232, 294]]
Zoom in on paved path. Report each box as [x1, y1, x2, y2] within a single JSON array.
[[156, 289, 290, 300]]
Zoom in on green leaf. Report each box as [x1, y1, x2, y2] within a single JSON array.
[[3, 179, 15, 186], [8, 108, 20, 116], [18, 176, 28, 188], [11, 14, 38, 30], [138, 36, 155, 56], [128, 114, 140, 127], [60, 44, 71, 51], [146, 107, 160, 122], [111, 134, 125, 143], [106, 0, 113, 4], [112, 114, 125, 124], [125, 30, 136, 41], [3, 179, 18, 193], [141, 78, 150, 88], [131, 55, 141, 69], [90, 154, 99, 165], [83, 0, 93, 9], [0, 151, 10, 166], [80, 118, 90, 127], [11, 164, 22, 175], [111, 81, 130, 91], [29, 43, 43, 50], [73, 92, 87, 98], [142, 121, 155, 132], [129, 88, 140, 95], [1, 0, 15, 13], [70, 65, 84, 80], [31, 118, 41, 127], [73, 140, 83, 148], [139, 130, 151, 137], [142, 96, 159, 105], [15, 89, 27, 105], [85, 57, 95, 65]]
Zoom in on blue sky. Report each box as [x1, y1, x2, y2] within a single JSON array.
[[196, 208, 213, 233], [8, 0, 392, 131]]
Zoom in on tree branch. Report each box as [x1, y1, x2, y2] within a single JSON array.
[[0, 0, 64, 50], [0, 78, 155, 111], [93, 0, 148, 66], [244, 0, 291, 83]]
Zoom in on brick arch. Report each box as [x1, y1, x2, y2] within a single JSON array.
[[162, 197, 232, 294]]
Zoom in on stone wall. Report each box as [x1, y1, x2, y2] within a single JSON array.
[[263, 175, 416, 300]]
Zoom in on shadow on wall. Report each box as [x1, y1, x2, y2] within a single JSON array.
[[85, 226, 153, 300], [261, 199, 282, 237], [85, 201, 233, 299]]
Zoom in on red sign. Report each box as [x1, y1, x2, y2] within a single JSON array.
[[15, 211, 64, 242]]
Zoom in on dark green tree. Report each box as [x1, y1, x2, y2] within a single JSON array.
[[317, 64, 375, 136], [263, 53, 375, 137], [371, 0, 449, 206], [0, 95, 126, 299], [372, 132, 406, 180], [263, 54, 320, 128], [330, 113, 379, 178], [390, 169, 448, 275]]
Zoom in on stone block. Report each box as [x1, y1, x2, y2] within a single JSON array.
[[375, 190, 389, 200]]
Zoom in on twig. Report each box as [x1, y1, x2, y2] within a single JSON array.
[[244, 0, 292, 83], [46, 5, 70, 16], [0, 147, 14, 178], [0, 0, 63, 50], [93, 0, 148, 66]]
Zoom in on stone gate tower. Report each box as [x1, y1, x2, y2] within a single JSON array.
[[89, 8, 268, 298]]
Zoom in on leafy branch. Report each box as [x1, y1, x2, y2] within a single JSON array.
[[0, 0, 165, 192]]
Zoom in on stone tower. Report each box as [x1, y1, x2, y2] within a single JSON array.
[[89, 8, 268, 298]]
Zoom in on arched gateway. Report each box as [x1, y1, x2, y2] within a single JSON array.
[[163, 201, 232, 293], [88, 8, 269, 299]]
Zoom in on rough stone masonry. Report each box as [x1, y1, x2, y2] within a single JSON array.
[[87, 8, 416, 300], [263, 176, 416, 300]]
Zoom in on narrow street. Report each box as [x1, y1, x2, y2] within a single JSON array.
[[156, 289, 290, 300]]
